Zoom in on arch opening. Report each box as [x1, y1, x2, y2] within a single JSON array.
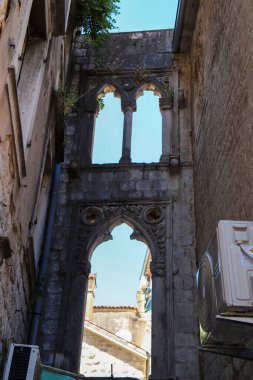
[[132, 89, 162, 163], [80, 223, 152, 379], [92, 86, 123, 164]]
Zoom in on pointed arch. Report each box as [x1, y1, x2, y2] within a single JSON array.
[[134, 81, 163, 99], [87, 213, 155, 260], [96, 83, 122, 99]]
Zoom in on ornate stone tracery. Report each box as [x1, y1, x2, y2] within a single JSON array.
[[76, 203, 167, 263]]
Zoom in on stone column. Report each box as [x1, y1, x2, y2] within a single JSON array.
[[62, 259, 91, 373], [159, 96, 173, 163], [119, 101, 136, 164], [150, 260, 168, 380]]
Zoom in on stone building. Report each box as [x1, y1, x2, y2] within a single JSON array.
[[81, 254, 152, 378], [0, 1, 253, 380], [0, 0, 74, 373], [173, 0, 253, 379]]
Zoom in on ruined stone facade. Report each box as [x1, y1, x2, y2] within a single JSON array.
[[37, 29, 199, 380], [0, 0, 74, 373], [0, 1, 252, 380]]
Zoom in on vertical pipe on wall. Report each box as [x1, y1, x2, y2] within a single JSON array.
[[29, 163, 62, 345]]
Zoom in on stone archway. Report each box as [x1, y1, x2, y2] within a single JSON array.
[[60, 202, 173, 379]]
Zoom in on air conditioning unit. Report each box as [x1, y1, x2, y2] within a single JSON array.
[[3, 344, 41, 380], [198, 220, 253, 347]]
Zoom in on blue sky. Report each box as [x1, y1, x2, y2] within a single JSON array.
[[115, 0, 178, 32], [91, 224, 147, 306], [93, 92, 162, 164], [91, 0, 178, 306]]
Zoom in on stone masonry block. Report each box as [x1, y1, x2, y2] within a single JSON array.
[[43, 305, 61, 319], [175, 332, 196, 347], [46, 293, 62, 306], [41, 320, 59, 335], [174, 290, 194, 303], [175, 347, 198, 363], [119, 181, 136, 191], [46, 280, 64, 294]]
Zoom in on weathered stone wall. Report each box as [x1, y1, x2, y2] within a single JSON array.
[[191, 0, 253, 378], [38, 30, 200, 380], [191, 0, 253, 256], [74, 29, 173, 71]]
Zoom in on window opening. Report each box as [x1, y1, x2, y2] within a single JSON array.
[[132, 90, 161, 163], [92, 91, 123, 164], [80, 223, 152, 379]]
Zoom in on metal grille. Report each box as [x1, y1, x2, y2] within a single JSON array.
[[8, 346, 31, 379]]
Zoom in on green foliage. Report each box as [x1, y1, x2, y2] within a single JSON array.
[[54, 85, 106, 118], [76, 0, 120, 42], [54, 86, 80, 117], [97, 98, 105, 111]]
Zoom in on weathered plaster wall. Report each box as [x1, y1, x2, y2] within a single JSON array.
[[0, 0, 73, 372], [91, 308, 151, 351], [81, 330, 146, 378], [191, 0, 253, 378], [0, 38, 59, 358], [81, 308, 150, 378]]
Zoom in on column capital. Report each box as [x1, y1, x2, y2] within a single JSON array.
[[159, 96, 173, 111], [121, 100, 136, 112]]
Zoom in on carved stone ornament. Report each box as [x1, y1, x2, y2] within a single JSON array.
[[121, 100, 137, 112], [80, 207, 103, 226], [120, 79, 137, 92], [143, 206, 165, 224], [76, 203, 167, 262], [150, 260, 166, 277]]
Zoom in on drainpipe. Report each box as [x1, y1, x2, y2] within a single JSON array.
[[29, 163, 62, 345], [172, 0, 187, 53]]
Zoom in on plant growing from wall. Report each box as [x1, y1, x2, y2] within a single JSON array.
[[76, 0, 120, 43], [97, 98, 105, 110], [54, 85, 81, 118], [54, 85, 105, 118]]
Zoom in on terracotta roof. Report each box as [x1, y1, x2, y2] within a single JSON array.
[[93, 306, 137, 311]]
